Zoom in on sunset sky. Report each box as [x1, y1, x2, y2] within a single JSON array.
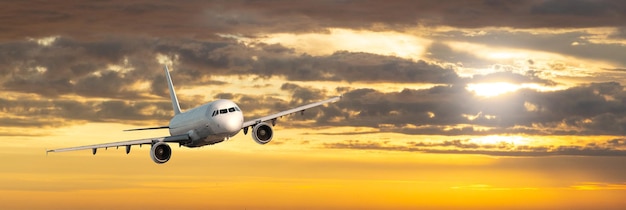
[[1, 1, 626, 209]]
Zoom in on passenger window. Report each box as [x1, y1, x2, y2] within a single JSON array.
[[220, 109, 227, 114], [228, 107, 236, 112]]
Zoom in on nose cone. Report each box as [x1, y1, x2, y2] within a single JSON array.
[[222, 111, 243, 134]]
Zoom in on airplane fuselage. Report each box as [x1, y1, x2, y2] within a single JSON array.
[[169, 99, 243, 147]]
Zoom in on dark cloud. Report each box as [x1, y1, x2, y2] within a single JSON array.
[[319, 82, 626, 135], [425, 42, 492, 68], [0, 1, 212, 41], [0, 37, 168, 98], [0, 37, 461, 100], [0, 98, 173, 127], [0, 0, 625, 137], [237, 0, 625, 29], [431, 29, 626, 67], [252, 51, 460, 83], [530, 0, 615, 17], [470, 71, 557, 85], [324, 138, 626, 157], [1, 0, 624, 42], [281, 83, 326, 105], [3, 38, 624, 137], [0, 34, 460, 130]]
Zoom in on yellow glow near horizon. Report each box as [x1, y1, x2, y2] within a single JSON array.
[[470, 135, 529, 146], [4, 122, 626, 209]]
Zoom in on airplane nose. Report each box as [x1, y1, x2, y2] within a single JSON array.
[[222, 112, 243, 134]]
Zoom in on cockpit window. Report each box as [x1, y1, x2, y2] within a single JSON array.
[[212, 107, 240, 117]]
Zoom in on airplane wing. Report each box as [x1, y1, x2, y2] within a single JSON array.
[[242, 96, 341, 129], [46, 134, 190, 155]]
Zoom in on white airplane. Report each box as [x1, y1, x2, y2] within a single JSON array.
[[47, 65, 341, 164]]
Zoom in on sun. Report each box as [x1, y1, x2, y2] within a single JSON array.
[[466, 82, 521, 97]]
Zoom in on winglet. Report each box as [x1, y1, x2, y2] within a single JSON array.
[[164, 65, 182, 115]]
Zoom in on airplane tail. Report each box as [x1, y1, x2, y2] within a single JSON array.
[[164, 65, 182, 115], [123, 65, 180, 132]]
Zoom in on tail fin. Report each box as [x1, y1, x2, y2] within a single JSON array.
[[164, 65, 182, 115]]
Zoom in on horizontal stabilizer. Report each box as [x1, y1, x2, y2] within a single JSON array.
[[124, 126, 169, 132]]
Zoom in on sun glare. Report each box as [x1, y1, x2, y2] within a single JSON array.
[[466, 82, 521, 97]]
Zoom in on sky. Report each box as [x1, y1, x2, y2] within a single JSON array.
[[1, 0, 626, 209]]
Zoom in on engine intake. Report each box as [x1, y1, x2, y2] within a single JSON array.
[[252, 122, 273, 145], [150, 142, 172, 164]]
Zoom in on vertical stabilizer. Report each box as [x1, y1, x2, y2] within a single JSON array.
[[164, 65, 182, 115]]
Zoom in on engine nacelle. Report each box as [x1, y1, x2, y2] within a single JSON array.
[[252, 122, 273, 145], [150, 142, 172, 164]]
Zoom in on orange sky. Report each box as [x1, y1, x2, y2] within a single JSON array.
[[2, 1, 626, 209]]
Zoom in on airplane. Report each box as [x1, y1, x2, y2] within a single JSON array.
[[47, 65, 341, 164]]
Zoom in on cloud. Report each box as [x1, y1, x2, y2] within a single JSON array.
[[179, 1, 604, 30], [2, 1, 625, 43], [3, 42, 625, 137], [252, 51, 460, 83], [469, 71, 557, 85], [570, 182, 626, 191], [1, 1, 625, 137], [0, 36, 463, 101], [280, 83, 326, 105], [530, 0, 615, 17], [425, 42, 492, 68], [610, 27, 626, 39], [431, 29, 626, 67], [0, 97, 173, 127], [319, 82, 626, 135], [324, 138, 626, 157], [0, 37, 166, 98]]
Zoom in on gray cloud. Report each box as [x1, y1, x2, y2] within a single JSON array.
[[425, 42, 492, 68], [0, 98, 173, 127], [0, 37, 462, 100], [431, 29, 626, 67], [1, 0, 625, 43], [250, 51, 460, 83], [319, 82, 626, 135], [0, 37, 167, 98], [1, 0, 624, 137], [469, 71, 557, 85], [3, 46, 624, 137], [281, 83, 326, 105], [530, 0, 616, 17]]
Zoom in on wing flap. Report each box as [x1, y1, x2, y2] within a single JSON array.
[[242, 96, 341, 128]]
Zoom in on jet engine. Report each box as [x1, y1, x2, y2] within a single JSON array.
[[150, 142, 172, 164], [252, 122, 273, 145]]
